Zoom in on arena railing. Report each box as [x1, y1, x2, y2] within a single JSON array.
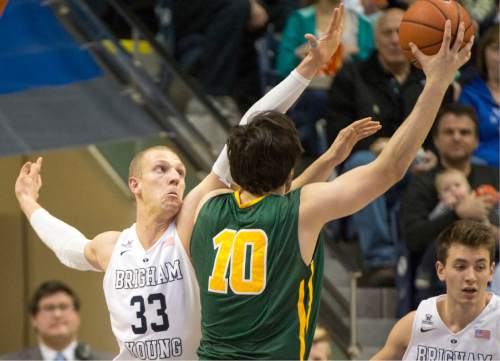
[[321, 239, 363, 359], [48, 0, 231, 175]]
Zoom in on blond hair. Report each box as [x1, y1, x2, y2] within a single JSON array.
[[128, 145, 174, 178]]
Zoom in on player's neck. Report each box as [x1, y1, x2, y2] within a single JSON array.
[[135, 210, 173, 251], [239, 186, 286, 203], [440, 293, 491, 332]]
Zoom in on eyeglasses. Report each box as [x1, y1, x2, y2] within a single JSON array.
[[38, 303, 74, 314]]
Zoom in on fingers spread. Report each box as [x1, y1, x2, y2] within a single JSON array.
[[327, 4, 343, 35], [458, 35, 474, 62], [439, 20, 452, 53], [21, 162, 32, 174], [451, 22, 465, 53]]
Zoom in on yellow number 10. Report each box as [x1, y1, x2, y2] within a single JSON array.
[[208, 229, 268, 295]]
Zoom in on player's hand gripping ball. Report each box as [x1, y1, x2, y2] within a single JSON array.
[[399, 0, 475, 68]]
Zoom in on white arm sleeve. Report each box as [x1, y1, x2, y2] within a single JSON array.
[[212, 69, 310, 186], [30, 209, 98, 271]]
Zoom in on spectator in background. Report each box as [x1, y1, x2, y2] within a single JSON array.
[[0, 281, 111, 360], [156, 0, 267, 118], [156, 0, 302, 116], [325, 6, 450, 286], [459, 0, 498, 33], [276, 0, 375, 156], [459, 24, 499, 168], [402, 104, 499, 303], [430, 168, 499, 225]]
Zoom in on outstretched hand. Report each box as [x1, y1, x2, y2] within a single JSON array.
[[410, 20, 474, 87], [304, 3, 344, 69], [15, 157, 43, 203], [328, 117, 381, 165]]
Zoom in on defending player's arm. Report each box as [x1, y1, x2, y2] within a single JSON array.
[[299, 21, 473, 246], [176, 5, 345, 246], [15, 158, 117, 272], [370, 312, 414, 360], [290, 117, 381, 190]]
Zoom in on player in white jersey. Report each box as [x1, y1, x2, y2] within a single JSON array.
[[14, 6, 380, 360], [371, 220, 499, 361]]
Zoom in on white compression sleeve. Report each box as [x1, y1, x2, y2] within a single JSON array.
[[30, 209, 98, 271], [212, 70, 310, 186]]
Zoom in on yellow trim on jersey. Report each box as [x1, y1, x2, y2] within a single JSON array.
[[306, 261, 315, 327], [298, 261, 315, 361], [297, 280, 306, 361], [234, 191, 267, 209]]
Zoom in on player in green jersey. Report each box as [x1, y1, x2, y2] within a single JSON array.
[[190, 20, 474, 360]]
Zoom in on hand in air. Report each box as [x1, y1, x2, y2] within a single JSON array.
[[304, 3, 344, 68], [410, 20, 474, 87], [15, 157, 43, 203], [329, 117, 381, 165]]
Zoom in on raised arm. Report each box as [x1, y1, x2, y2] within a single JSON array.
[[298, 21, 474, 262], [370, 312, 414, 360], [291, 117, 381, 190], [15, 158, 117, 271], [176, 5, 345, 247]]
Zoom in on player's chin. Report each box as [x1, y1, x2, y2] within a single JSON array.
[[161, 200, 181, 214]]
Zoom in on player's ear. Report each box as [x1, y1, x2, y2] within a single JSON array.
[[436, 260, 446, 282], [129, 177, 140, 195]]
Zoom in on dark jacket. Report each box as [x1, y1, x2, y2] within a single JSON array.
[[326, 51, 454, 150], [0, 343, 113, 360], [402, 163, 499, 258]]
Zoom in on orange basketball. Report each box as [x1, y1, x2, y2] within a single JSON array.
[[399, 0, 475, 68]]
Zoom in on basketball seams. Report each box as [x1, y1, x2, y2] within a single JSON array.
[[454, 0, 460, 39], [401, 19, 444, 33], [421, 0, 447, 21], [401, 38, 443, 51]]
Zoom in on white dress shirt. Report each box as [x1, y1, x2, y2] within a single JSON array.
[[39, 340, 77, 361]]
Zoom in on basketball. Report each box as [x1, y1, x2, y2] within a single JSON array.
[[399, 0, 475, 68]]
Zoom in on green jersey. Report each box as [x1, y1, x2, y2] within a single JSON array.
[[190, 189, 324, 360]]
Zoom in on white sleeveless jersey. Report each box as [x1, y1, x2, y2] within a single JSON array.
[[103, 223, 201, 360], [403, 294, 500, 361]]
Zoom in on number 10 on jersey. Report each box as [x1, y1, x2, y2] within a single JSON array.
[[208, 229, 268, 295]]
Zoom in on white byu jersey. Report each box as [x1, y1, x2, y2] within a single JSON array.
[[403, 294, 500, 361], [103, 223, 201, 360]]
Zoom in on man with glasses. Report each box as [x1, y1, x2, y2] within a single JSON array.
[[1, 281, 111, 360]]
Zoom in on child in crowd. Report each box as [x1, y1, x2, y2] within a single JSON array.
[[430, 168, 499, 225]]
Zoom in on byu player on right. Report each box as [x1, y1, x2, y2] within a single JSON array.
[[371, 220, 499, 361]]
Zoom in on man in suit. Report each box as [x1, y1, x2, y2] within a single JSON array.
[[1, 281, 111, 360]]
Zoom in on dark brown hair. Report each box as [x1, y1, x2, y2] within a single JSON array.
[[432, 103, 479, 139], [436, 220, 496, 265], [29, 281, 80, 315], [476, 24, 499, 81], [228, 111, 303, 195]]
